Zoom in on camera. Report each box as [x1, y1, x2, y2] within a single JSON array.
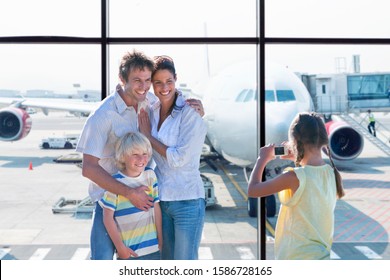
[[274, 146, 287, 156]]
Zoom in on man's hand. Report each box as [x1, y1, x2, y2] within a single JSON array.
[[125, 185, 154, 211], [186, 98, 204, 117]]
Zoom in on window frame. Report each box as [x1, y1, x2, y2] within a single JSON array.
[[2, 0, 390, 260]]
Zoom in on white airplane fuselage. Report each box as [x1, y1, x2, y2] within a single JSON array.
[[202, 61, 313, 168]]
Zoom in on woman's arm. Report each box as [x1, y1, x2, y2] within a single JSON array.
[[138, 109, 169, 158]]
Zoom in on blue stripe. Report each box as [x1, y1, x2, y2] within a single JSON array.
[[112, 173, 125, 179], [129, 238, 159, 251], [114, 205, 154, 217]]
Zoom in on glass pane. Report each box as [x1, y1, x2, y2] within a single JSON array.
[[0, 0, 100, 37], [265, 0, 390, 38], [109, 45, 261, 259], [265, 44, 390, 259], [109, 0, 256, 37], [0, 45, 101, 94]]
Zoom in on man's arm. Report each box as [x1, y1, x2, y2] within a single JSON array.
[[82, 154, 153, 210]]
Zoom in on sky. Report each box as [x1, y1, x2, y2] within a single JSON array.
[[1, 0, 390, 93]]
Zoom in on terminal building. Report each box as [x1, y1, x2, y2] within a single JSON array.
[[301, 56, 390, 114], [299, 57, 390, 156]]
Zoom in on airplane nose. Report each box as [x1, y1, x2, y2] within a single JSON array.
[[265, 121, 289, 145]]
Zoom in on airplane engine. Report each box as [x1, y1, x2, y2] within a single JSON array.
[[325, 121, 364, 161], [0, 107, 32, 141]]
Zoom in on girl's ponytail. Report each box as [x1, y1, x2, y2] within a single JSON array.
[[326, 145, 345, 198]]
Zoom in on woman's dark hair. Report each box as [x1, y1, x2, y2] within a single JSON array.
[[152, 55, 178, 116]]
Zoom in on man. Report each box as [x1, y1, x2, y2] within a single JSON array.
[[76, 50, 157, 259], [367, 109, 376, 137]]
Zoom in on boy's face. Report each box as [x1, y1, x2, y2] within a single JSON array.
[[123, 149, 149, 176]]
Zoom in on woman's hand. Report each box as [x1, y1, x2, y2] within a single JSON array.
[[138, 108, 152, 138], [116, 83, 124, 94]]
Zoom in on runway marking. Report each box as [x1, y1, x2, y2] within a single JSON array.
[[199, 246, 213, 259], [335, 203, 384, 241], [218, 163, 277, 238], [236, 246, 255, 260], [330, 250, 341, 259], [29, 248, 51, 260], [71, 248, 90, 260], [0, 248, 11, 259], [355, 246, 382, 259], [218, 164, 248, 200]]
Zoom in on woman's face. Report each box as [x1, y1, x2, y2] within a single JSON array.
[[152, 69, 177, 102]]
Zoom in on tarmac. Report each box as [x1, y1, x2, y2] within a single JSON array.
[[1, 111, 390, 260]]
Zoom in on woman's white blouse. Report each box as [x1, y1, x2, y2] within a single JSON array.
[[150, 93, 207, 201]]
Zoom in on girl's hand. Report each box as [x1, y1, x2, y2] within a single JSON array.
[[258, 144, 276, 162], [279, 141, 295, 161]]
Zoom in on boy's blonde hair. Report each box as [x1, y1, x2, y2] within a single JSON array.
[[115, 132, 152, 171]]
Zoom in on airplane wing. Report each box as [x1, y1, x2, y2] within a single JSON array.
[[0, 97, 99, 142], [0, 97, 99, 115]]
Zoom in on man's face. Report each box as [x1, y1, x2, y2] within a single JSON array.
[[121, 68, 152, 103]]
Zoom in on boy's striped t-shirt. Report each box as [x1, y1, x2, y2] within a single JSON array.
[[99, 168, 159, 257]]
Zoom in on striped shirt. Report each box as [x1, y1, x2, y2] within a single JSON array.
[[76, 90, 158, 201], [99, 168, 160, 257]]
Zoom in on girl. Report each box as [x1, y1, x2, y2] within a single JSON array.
[[248, 112, 344, 260]]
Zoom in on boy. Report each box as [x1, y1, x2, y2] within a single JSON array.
[[99, 132, 162, 260]]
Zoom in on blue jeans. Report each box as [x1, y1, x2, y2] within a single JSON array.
[[90, 202, 115, 260], [160, 199, 206, 260]]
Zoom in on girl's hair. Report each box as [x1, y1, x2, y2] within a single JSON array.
[[289, 112, 344, 198], [115, 132, 152, 171]]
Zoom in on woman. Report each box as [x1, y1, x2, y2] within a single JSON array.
[[139, 55, 207, 260]]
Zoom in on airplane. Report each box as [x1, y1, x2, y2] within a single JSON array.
[[0, 97, 98, 141], [0, 61, 364, 217]]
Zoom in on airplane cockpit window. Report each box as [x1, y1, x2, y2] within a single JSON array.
[[276, 90, 296, 102], [235, 89, 256, 103], [235, 89, 249, 102], [244, 89, 255, 102], [265, 90, 276, 102]]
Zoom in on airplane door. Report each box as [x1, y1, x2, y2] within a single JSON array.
[[316, 78, 332, 112]]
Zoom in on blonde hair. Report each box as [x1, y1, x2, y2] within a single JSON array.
[[289, 112, 344, 198], [115, 132, 152, 171]]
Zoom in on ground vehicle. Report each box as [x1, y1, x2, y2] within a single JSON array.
[[40, 134, 79, 149]]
